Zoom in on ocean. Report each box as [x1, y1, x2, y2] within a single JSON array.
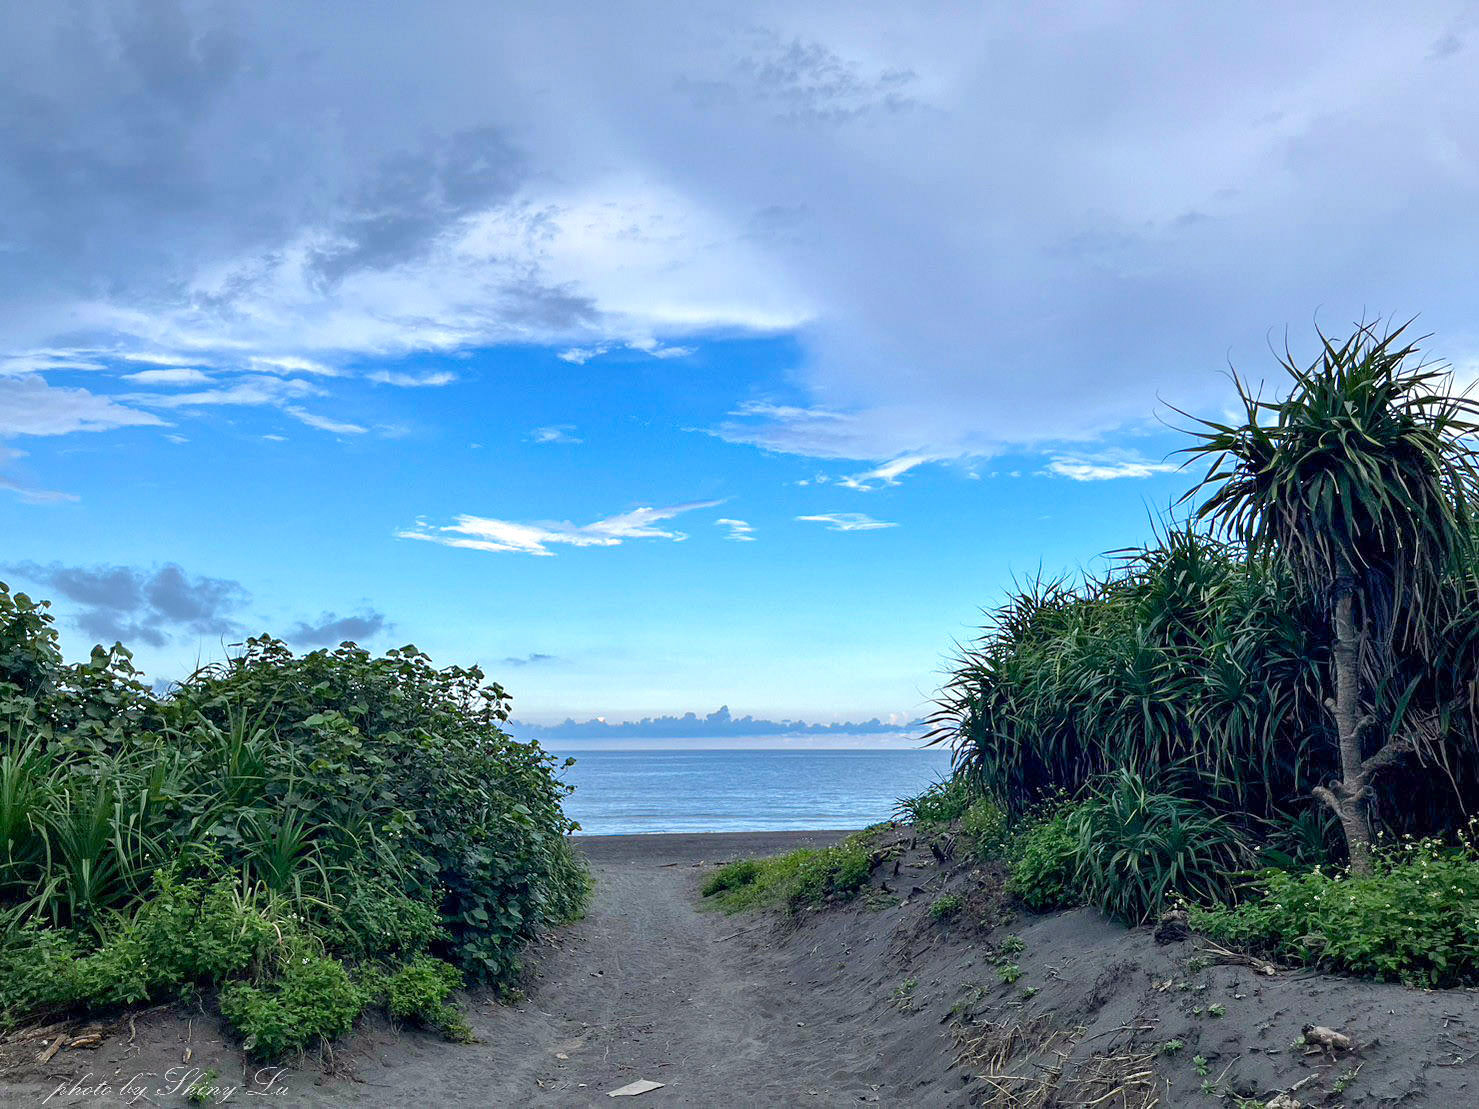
[[553, 746, 954, 835]]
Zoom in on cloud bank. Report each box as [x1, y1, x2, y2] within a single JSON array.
[[4, 2, 1477, 479]]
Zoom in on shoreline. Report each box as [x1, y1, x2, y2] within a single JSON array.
[[571, 827, 858, 863]]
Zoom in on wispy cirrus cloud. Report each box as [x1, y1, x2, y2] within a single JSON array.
[[367, 370, 457, 387], [0, 479, 78, 504], [716, 517, 756, 541], [796, 512, 897, 532], [284, 407, 367, 435], [1045, 450, 1179, 481], [399, 499, 724, 556], [0, 376, 163, 437], [122, 367, 212, 386], [530, 424, 582, 444], [837, 453, 935, 491]]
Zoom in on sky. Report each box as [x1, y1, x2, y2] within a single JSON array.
[[3, 2, 1479, 727]]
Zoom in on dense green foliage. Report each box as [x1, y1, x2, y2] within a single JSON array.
[[1068, 771, 1248, 924], [1190, 836, 1479, 987], [700, 831, 880, 913], [1006, 808, 1080, 913], [933, 331, 1479, 857], [914, 324, 1479, 982], [0, 582, 587, 1052]]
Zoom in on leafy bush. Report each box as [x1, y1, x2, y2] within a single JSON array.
[[960, 798, 1008, 861], [0, 867, 283, 1024], [700, 832, 879, 913], [1068, 771, 1248, 924], [0, 581, 588, 1054], [1008, 810, 1081, 913], [377, 954, 472, 1041], [219, 950, 366, 1059], [1190, 837, 1479, 986]]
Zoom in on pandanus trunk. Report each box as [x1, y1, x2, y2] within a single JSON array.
[[1312, 587, 1415, 876]]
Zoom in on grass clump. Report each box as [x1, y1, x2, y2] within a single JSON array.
[[930, 894, 963, 920], [700, 832, 878, 913], [1190, 835, 1479, 987], [1068, 771, 1247, 924]]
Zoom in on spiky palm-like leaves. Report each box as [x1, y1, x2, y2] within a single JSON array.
[[1181, 323, 1479, 870]]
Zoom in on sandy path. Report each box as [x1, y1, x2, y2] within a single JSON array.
[[338, 830, 886, 1107]]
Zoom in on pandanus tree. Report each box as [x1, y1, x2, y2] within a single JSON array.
[[1181, 322, 1479, 872]]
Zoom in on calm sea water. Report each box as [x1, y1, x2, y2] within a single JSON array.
[[554, 746, 954, 835]]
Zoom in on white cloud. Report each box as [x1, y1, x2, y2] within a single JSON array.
[[716, 517, 755, 541], [530, 425, 582, 444], [249, 356, 341, 377], [0, 376, 163, 437], [285, 407, 367, 435], [837, 453, 935, 490], [263, 434, 287, 442], [1045, 450, 1179, 481], [120, 352, 203, 367], [123, 368, 212, 386], [796, 512, 897, 532], [558, 345, 608, 365], [0, 349, 107, 375], [132, 377, 321, 409], [0, 476, 79, 504], [399, 499, 725, 556], [4, 2, 1479, 472], [367, 370, 458, 387]]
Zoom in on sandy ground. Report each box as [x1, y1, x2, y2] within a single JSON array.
[[3, 831, 914, 1108], [8, 826, 1479, 1107]]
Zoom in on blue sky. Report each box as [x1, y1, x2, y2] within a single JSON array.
[[3, 2, 1478, 725]]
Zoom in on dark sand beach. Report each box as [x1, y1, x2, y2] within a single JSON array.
[[4, 831, 899, 1108], [10, 827, 1479, 1107]]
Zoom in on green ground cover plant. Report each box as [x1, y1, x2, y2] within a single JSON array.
[[700, 830, 880, 913], [1189, 834, 1479, 986], [0, 583, 588, 1054]]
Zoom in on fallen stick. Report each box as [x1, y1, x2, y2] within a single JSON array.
[[713, 924, 765, 942], [37, 1035, 66, 1064]]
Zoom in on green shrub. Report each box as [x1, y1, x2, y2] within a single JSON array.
[[930, 894, 963, 919], [1008, 811, 1081, 912], [1068, 771, 1247, 924], [219, 950, 366, 1059], [319, 875, 447, 962], [896, 776, 974, 826], [1190, 837, 1479, 986], [378, 954, 471, 1041], [0, 867, 283, 1025], [701, 832, 878, 913], [700, 860, 761, 897], [0, 580, 589, 1054], [960, 799, 1008, 860]]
